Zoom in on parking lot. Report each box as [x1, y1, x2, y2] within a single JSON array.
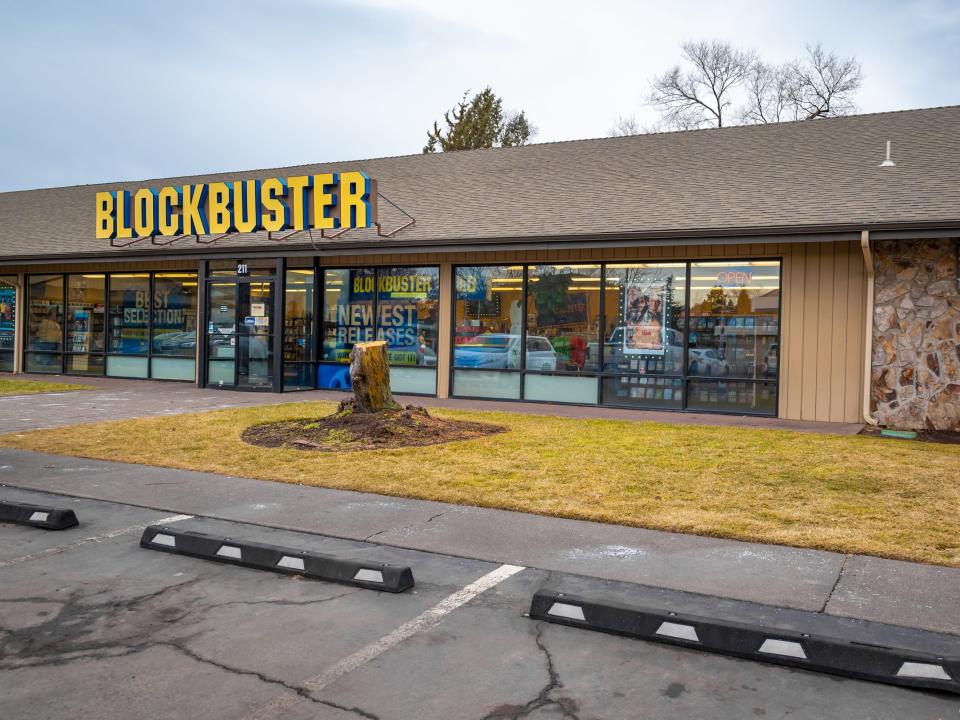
[[2, 487, 958, 720]]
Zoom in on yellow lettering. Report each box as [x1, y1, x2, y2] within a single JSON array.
[[260, 177, 288, 232], [158, 186, 182, 236], [311, 173, 338, 230], [339, 171, 372, 228], [95, 191, 115, 239], [207, 182, 232, 234], [132, 188, 157, 238], [233, 180, 260, 233], [287, 175, 311, 231], [181, 184, 209, 235], [115, 190, 133, 239]]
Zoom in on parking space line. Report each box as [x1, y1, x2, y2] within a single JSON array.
[[0, 514, 193, 568], [247, 563, 526, 719]]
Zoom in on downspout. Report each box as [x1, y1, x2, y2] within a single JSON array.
[[860, 231, 878, 426]]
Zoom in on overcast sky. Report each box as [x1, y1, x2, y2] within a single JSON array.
[[1, 0, 958, 192]]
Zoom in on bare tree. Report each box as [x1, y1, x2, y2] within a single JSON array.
[[639, 40, 864, 134], [647, 40, 757, 129], [740, 62, 798, 124], [788, 43, 863, 119], [609, 115, 642, 137]]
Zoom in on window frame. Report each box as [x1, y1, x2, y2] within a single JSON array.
[[450, 257, 783, 416], [318, 263, 441, 396], [22, 270, 199, 381]]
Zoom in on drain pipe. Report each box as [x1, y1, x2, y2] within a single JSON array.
[[860, 231, 878, 426]]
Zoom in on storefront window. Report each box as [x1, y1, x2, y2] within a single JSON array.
[[108, 273, 150, 377], [26, 274, 64, 373], [377, 266, 439, 394], [283, 268, 315, 390], [151, 272, 198, 380], [319, 268, 374, 388], [0, 277, 16, 372], [453, 265, 523, 399], [523, 265, 601, 404], [687, 261, 780, 413], [451, 259, 779, 415], [601, 263, 687, 409], [66, 274, 106, 375]]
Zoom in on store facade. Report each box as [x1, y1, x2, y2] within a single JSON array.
[[1, 107, 958, 429]]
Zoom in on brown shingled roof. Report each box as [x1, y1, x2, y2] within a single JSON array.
[[1, 105, 959, 261]]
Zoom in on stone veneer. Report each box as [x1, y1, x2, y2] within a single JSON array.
[[871, 238, 960, 430]]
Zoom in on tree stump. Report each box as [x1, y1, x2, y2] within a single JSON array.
[[348, 341, 398, 413]]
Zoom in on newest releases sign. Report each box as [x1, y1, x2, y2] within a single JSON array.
[[95, 172, 377, 240]]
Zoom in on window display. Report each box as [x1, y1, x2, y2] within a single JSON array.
[[687, 261, 780, 413], [0, 277, 16, 372], [527, 265, 600, 372], [283, 268, 315, 390], [26, 274, 64, 372], [602, 263, 687, 409], [452, 259, 780, 415], [66, 274, 105, 375]]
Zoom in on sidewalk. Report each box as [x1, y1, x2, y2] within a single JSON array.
[[2, 446, 956, 637], [3, 373, 864, 435]]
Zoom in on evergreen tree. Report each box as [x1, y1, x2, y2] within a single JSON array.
[[423, 87, 534, 153]]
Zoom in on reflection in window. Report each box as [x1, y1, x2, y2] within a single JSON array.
[[601, 263, 687, 408], [152, 273, 198, 357], [66, 274, 106, 375], [284, 268, 315, 390], [527, 265, 600, 372], [377, 267, 439, 367], [0, 277, 16, 372], [26, 275, 64, 372], [687, 261, 780, 414], [109, 274, 150, 355], [453, 266, 523, 370], [321, 269, 374, 362]]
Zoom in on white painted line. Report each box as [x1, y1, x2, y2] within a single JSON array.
[[247, 563, 525, 720], [0, 513, 192, 568]]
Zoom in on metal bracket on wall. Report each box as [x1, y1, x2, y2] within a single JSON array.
[[110, 192, 415, 248], [150, 233, 197, 247], [375, 192, 416, 238], [109, 236, 150, 248]]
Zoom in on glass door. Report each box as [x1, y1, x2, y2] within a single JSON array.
[[237, 281, 274, 390], [207, 281, 237, 387]]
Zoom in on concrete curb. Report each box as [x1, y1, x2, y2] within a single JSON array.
[[530, 589, 960, 694], [0, 499, 79, 530], [140, 525, 415, 592]]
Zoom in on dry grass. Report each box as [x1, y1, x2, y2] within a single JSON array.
[[1, 401, 958, 566], [0, 379, 91, 396]]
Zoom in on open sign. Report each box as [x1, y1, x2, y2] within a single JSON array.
[[716, 270, 753, 286]]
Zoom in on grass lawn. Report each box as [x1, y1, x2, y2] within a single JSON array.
[[1, 401, 958, 566], [0, 378, 91, 396]]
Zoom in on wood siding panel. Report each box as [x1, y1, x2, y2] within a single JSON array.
[[815, 243, 835, 420]]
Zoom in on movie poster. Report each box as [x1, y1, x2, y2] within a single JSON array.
[[623, 274, 667, 356]]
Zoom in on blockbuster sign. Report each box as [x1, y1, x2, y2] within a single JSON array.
[[95, 171, 377, 240]]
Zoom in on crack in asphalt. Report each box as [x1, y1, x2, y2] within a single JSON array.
[[362, 508, 451, 542], [480, 623, 581, 720], [820, 553, 852, 613], [0, 581, 380, 719]]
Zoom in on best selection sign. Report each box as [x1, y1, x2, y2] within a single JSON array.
[[95, 171, 377, 240]]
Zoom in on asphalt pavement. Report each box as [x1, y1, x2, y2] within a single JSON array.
[[2, 483, 959, 719]]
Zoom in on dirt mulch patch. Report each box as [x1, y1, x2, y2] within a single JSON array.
[[241, 404, 506, 452]]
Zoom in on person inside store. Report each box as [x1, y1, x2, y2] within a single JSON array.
[[37, 310, 62, 365]]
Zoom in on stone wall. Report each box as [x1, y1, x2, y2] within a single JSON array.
[[871, 238, 960, 430]]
